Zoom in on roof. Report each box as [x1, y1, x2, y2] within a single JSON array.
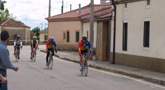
[[40, 28, 48, 34], [46, 3, 111, 22], [114, 0, 144, 4], [0, 18, 30, 28]]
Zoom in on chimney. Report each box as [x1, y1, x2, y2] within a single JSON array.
[[61, 0, 64, 14], [79, 4, 81, 14], [70, 4, 72, 11], [100, 0, 106, 9]]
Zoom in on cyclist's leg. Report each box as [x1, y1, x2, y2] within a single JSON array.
[[18, 48, 20, 59], [80, 50, 83, 66], [14, 46, 16, 55], [30, 47, 33, 59], [46, 51, 50, 64]]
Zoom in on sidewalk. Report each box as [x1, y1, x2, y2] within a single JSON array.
[[40, 50, 165, 86]]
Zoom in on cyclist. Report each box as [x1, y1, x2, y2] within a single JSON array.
[[78, 35, 93, 71], [30, 36, 39, 59], [14, 35, 22, 59], [46, 37, 57, 66]]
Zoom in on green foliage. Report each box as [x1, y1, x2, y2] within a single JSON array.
[[37, 36, 40, 41], [32, 27, 40, 37], [1, 1, 6, 10], [7, 42, 14, 45], [17, 21, 24, 24], [0, 1, 16, 22]]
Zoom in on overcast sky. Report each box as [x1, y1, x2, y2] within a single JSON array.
[[4, 0, 102, 30]]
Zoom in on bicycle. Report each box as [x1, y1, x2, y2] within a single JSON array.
[[81, 53, 88, 77], [31, 48, 37, 62], [47, 50, 53, 69], [14, 46, 20, 61]]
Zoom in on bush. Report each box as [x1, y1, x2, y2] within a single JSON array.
[[7, 42, 14, 45]]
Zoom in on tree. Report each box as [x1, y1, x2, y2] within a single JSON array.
[[32, 27, 40, 37], [0, 1, 16, 22], [0, 1, 6, 10]]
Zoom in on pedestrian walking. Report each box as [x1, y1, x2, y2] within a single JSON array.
[[0, 31, 19, 90]]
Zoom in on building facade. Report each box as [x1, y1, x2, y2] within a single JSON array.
[[112, 0, 165, 72]]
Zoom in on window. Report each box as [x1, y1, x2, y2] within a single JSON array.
[[125, 3, 127, 8], [143, 21, 150, 47], [44, 35, 48, 40], [63, 31, 65, 39], [122, 23, 128, 51], [76, 31, 79, 42], [147, 0, 150, 5], [66, 30, 70, 42]]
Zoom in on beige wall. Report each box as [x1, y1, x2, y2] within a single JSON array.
[[1, 27, 30, 44], [40, 33, 48, 42], [113, 0, 165, 59], [82, 22, 97, 48], [48, 21, 82, 45], [110, 0, 165, 72]]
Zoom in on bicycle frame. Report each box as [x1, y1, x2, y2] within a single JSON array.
[[81, 53, 89, 76], [48, 50, 53, 69]]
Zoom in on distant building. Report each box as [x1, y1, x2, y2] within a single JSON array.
[[0, 18, 31, 44], [39, 28, 48, 43]]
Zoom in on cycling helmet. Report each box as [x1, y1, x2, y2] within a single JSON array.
[[33, 36, 37, 39], [49, 37, 54, 40], [16, 35, 20, 39], [82, 35, 87, 40]]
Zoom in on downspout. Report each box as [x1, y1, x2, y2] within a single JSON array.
[[112, 0, 116, 64]]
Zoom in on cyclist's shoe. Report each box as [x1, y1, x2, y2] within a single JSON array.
[[18, 56, 20, 59], [30, 56, 32, 59], [80, 66, 83, 71]]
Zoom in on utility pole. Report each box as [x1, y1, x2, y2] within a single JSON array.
[[48, 0, 51, 17], [0, 0, 1, 9], [112, 0, 116, 64], [90, 0, 94, 59]]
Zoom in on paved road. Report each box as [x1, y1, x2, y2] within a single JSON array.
[[6, 46, 165, 90]]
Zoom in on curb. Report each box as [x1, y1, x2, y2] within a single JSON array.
[[40, 50, 165, 86]]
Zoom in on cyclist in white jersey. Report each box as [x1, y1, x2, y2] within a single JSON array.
[[14, 35, 22, 59]]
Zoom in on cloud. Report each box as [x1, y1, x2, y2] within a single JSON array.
[[5, 0, 101, 29]]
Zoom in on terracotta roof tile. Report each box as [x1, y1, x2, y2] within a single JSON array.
[[40, 28, 48, 33], [0, 18, 30, 28], [46, 3, 111, 21]]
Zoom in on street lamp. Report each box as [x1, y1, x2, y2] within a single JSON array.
[[25, 18, 27, 25]]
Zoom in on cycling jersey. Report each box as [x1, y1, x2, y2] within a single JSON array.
[[31, 40, 38, 48], [46, 40, 57, 51], [78, 40, 92, 54], [14, 39, 22, 46]]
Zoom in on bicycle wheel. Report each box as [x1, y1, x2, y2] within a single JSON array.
[[33, 51, 36, 62], [15, 50, 18, 61], [48, 57, 53, 69], [84, 62, 88, 76]]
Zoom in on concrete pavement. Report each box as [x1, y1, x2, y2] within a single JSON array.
[[39, 45, 165, 86], [5, 45, 165, 90]]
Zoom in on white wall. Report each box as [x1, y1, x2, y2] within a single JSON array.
[[83, 22, 97, 48], [112, 0, 165, 59]]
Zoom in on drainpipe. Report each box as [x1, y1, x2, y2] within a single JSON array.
[[112, 0, 116, 64]]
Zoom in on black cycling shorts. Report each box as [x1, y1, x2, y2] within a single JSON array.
[[81, 49, 89, 54]]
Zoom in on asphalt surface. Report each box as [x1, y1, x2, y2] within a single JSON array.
[[6, 46, 165, 90]]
